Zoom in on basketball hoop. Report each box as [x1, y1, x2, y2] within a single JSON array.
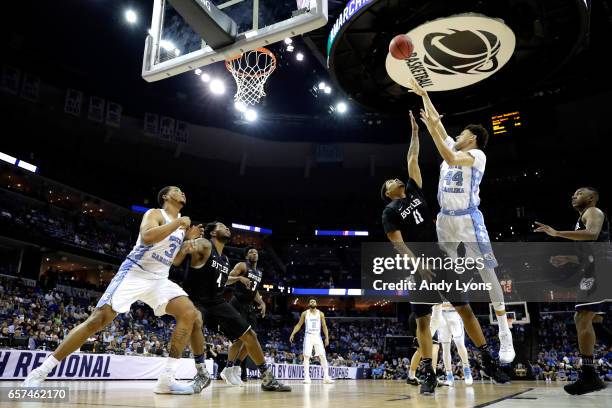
[[226, 48, 277, 106]]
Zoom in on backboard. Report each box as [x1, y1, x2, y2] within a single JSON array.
[[142, 0, 328, 82], [489, 301, 530, 326]]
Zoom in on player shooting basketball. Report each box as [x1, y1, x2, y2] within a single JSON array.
[[408, 78, 516, 364], [380, 111, 509, 394]]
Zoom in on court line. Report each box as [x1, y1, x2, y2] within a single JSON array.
[[473, 387, 534, 408]]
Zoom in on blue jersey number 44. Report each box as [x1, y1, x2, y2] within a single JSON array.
[[444, 170, 464, 186]]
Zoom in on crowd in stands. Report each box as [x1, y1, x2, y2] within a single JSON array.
[[529, 313, 612, 382], [285, 241, 360, 289], [0, 195, 132, 259], [1, 275, 611, 382]]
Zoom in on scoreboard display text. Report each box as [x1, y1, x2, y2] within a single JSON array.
[[491, 111, 522, 135]]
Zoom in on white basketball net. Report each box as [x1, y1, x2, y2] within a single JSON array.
[[226, 48, 277, 106]]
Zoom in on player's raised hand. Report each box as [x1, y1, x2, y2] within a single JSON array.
[[289, 334, 295, 344], [324, 338, 329, 347], [258, 302, 266, 318], [419, 109, 436, 134], [534, 222, 558, 237], [409, 110, 419, 136], [185, 224, 203, 240], [407, 77, 427, 97], [177, 216, 191, 229]]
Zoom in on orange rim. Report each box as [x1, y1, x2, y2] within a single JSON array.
[[225, 47, 277, 79]]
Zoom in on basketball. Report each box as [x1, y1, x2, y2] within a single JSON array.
[[389, 34, 414, 60]]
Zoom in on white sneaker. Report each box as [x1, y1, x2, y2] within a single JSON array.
[[232, 366, 245, 386], [303, 378, 311, 384], [323, 378, 335, 384], [442, 373, 454, 387], [498, 332, 516, 364], [22, 367, 48, 387], [154, 374, 194, 395], [220, 366, 242, 386], [464, 367, 473, 386]]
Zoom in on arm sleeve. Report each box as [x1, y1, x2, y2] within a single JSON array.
[[382, 208, 401, 235], [467, 149, 486, 172]]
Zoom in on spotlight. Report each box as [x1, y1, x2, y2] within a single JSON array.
[[286, 45, 295, 52], [195, 68, 202, 75], [324, 86, 332, 94], [318, 82, 327, 90], [284, 38, 293, 45], [235, 101, 247, 113], [200, 73, 211, 83], [296, 53, 304, 61], [336, 102, 348, 113], [245, 109, 257, 122], [209, 79, 225, 95], [125, 9, 137, 24], [174, 48, 181, 56]]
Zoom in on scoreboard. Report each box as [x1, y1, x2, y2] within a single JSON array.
[[491, 111, 522, 135]]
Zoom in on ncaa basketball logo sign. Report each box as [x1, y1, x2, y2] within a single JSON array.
[[386, 14, 516, 91]]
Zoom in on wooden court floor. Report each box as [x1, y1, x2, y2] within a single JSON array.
[[1, 379, 610, 408]]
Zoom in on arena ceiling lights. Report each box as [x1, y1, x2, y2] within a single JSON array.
[[1, 151, 38, 173]]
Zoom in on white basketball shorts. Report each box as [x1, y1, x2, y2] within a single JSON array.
[[303, 334, 325, 357], [96, 259, 188, 316]]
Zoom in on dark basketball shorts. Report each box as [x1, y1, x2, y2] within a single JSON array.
[[195, 300, 251, 341], [229, 296, 259, 331], [409, 263, 470, 318]]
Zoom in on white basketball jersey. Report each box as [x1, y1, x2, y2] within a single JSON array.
[[437, 136, 487, 212], [126, 209, 185, 279], [305, 309, 321, 336]]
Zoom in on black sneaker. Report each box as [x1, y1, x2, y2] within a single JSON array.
[[420, 369, 437, 395], [406, 377, 420, 386], [480, 354, 510, 384], [261, 370, 291, 392], [564, 375, 607, 395], [190, 371, 212, 393]]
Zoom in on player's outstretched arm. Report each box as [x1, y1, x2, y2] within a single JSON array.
[[535, 208, 605, 241], [420, 110, 475, 167], [190, 238, 213, 268], [321, 312, 330, 347], [140, 209, 191, 245], [225, 262, 251, 287], [290, 312, 306, 343], [407, 78, 451, 141], [407, 111, 422, 188]]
